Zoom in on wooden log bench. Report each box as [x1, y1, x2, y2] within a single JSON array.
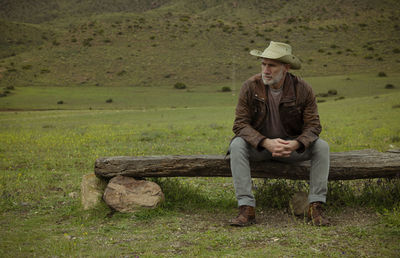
[[95, 149, 400, 180]]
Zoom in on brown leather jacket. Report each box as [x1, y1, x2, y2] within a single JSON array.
[[232, 72, 321, 152]]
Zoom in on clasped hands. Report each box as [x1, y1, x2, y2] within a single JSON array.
[[261, 138, 300, 158]]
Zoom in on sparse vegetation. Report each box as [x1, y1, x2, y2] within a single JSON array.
[[117, 70, 126, 76], [221, 86, 231, 92], [82, 38, 93, 47], [328, 89, 338, 95], [174, 82, 187, 89]]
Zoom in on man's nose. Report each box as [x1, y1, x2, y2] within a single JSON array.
[[263, 65, 270, 74]]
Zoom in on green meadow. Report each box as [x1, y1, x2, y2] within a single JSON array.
[[1, 0, 400, 256], [1, 73, 400, 256]]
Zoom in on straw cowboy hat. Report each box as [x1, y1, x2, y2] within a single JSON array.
[[250, 41, 302, 69]]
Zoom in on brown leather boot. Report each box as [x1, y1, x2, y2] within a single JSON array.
[[230, 205, 256, 227], [308, 202, 331, 226]]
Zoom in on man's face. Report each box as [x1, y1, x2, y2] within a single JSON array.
[[261, 58, 288, 87]]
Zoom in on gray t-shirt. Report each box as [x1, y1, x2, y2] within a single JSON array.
[[265, 86, 288, 139]]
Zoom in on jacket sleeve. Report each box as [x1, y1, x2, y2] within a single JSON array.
[[295, 83, 321, 151], [232, 82, 266, 149]]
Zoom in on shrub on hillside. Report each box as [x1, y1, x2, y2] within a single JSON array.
[[385, 84, 395, 89], [106, 98, 113, 103], [221, 86, 231, 92], [378, 72, 387, 77], [57, 100, 64, 104], [316, 93, 329, 97], [174, 82, 186, 89], [287, 18, 296, 24], [117, 70, 126, 76], [328, 89, 338, 95], [83, 38, 93, 47]]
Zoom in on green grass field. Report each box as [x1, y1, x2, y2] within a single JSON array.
[[1, 73, 400, 256], [1, 0, 400, 256]]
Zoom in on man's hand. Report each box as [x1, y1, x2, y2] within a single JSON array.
[[261, 138, 300, 157]]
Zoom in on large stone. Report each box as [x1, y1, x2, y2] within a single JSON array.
[[81, 173, 107, 210], [103, 175, 164, 212], [289, 191, 309, 216]]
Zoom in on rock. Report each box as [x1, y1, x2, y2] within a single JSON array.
[[103, 175, 164, 212], [289, 191, 309, 216], [81, 173, 107, 210]]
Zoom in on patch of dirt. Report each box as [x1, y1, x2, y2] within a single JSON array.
[[177, 206, 380, 229]]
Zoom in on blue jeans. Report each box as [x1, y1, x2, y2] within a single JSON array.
[[229, 137, 330, 207]]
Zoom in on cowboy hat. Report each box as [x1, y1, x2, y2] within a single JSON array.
[[250, 41, 301, 69]]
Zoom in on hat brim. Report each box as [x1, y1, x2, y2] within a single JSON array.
[[250, 49, 301, 70]]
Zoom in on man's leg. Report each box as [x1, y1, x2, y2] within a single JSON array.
[[274, 138, 330, 226], [229, 137, 271, 207], [229, 137, 271, 226], [307, 139, 330, 204], [273, 138, 330, 203]]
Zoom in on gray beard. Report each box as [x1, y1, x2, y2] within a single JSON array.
[[262, 69, 284, 86]]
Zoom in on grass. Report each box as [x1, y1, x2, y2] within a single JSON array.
[[1, 0, 400, 256], [1, 73, 400, 111], [1, 76, 400, 256], [0, 84, 238, 110]]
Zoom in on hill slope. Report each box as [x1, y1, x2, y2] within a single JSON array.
[[0, 0, 399, 87]]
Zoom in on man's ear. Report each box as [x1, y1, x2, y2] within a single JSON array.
[[284, 64, 291, 71]]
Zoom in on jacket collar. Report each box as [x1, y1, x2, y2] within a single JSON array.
[[280, 73, 296, 103], [255, 73, 296, 103]]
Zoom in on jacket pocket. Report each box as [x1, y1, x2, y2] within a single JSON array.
[[252, 96, 266, 115]]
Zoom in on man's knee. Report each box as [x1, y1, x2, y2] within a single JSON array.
[[230, 137, 248, 152], [313, 139, 329, 152]]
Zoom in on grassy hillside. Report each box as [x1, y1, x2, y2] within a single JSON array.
[[0, 0, 399, 89]]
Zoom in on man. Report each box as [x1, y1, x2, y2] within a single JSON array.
[[229, 41, 330, 226]]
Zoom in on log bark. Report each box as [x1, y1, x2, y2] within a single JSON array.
[[94, 149, 400, 180]]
